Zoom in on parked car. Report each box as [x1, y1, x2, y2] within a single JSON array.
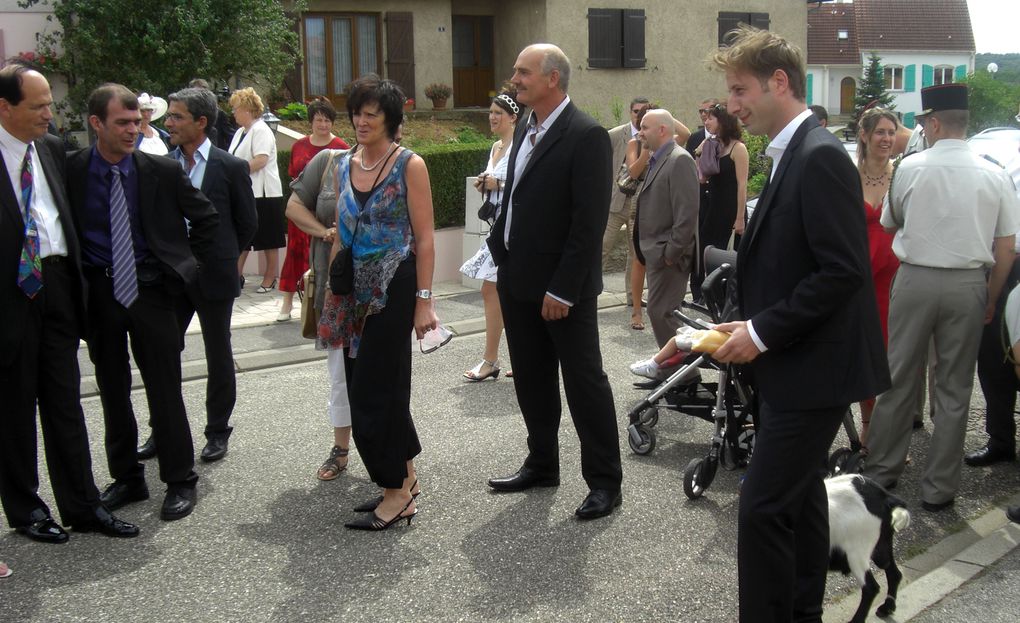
[[967, 127, 1020, 170]]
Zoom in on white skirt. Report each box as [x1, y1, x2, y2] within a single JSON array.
[[460, 239, 498, 282]]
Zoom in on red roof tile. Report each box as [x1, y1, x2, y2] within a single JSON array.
[[856, 0, 974, 52], [808, 2, 859, 64]]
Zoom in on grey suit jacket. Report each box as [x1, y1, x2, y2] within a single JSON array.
[[635, 142, 700, 271], [607, 123, 634, 215]]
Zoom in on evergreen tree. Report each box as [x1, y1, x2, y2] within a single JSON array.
[[851, 52, 896, 131]]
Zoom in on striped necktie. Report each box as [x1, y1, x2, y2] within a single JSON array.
[[17, 144, 43, 298], [109, 165, 138, 308]]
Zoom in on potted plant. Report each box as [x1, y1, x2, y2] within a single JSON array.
[[424, 83, 452, 110], [404, 97, 415, 112]]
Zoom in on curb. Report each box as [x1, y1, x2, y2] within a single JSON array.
[[79, 290, 631, 399], [822, 495, 1020, 621]]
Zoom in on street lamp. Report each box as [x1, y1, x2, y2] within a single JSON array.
[[261, 110, 281, 133], [987, 62, 999, 79]]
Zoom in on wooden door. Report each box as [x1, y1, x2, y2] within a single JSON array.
[[840, 77, 856, 114], [452, 15, 494, 108], [386, 12, 415, 106]]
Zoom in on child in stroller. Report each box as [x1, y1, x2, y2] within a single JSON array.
[[625, 247, 758, 499]]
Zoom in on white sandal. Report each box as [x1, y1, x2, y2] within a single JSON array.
[[0, 561, 11, 579], [463, 359, 500, 382]]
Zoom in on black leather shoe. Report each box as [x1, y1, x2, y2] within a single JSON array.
[[71, 506, 139, 538], [921, 498, 955, 513], [200, 437, 228, 462], [487, 467, 560, 492], [964, 445, 1015, 467], [1007, 505, 1020, 524], [161, 487, 196, 521], [99, 480, 149, 511], [16, 516, 69, 544], [137, 436, 157, 460], [575, 489, 623, 520]]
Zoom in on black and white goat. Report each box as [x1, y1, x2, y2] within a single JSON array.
[[826, 474, 911, 623]]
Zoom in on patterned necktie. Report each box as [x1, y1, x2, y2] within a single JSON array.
[[109, 165, 138, 308], [17, 144, 43, 298]]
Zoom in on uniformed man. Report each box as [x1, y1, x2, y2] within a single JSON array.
[[864, 83, 1020, 512]]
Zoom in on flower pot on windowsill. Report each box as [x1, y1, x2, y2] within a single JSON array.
[[430, 97, 448, 110]]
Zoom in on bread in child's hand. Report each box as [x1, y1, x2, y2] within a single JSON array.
[[690, 329, 730, 354]]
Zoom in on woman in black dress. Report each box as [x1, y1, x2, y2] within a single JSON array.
[[700, 104, 748, 252]]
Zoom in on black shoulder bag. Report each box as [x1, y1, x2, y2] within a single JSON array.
[[477, 189, 498, 223], [329, 146, 398, 295]]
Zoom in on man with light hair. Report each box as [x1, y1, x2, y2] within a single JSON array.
[[632, 108, 699, 349], [710, 26, 888, 621]]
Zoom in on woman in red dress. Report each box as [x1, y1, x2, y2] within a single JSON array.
[[278, 98, 350, 321], [857, 107, 900, 444]]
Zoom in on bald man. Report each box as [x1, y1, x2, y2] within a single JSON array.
[[634, 109, 700, 346]]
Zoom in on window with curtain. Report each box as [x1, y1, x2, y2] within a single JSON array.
[[884, 66, 903, 91], [934, 65, 954, 86], [303, 13, 382, 100]]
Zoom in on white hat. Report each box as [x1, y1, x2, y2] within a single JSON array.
[[137, 93, 168, 121]]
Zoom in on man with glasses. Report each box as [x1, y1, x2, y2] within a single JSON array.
[[602, 96, 649, 307]]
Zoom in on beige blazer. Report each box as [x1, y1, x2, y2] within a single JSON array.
[[607, 122, 634, 215], [635, 142, 700, 271]]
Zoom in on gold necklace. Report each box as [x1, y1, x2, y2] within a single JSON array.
[[358, 142, 397, 172]]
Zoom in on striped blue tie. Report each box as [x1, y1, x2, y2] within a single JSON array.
[[109, 165, 138, 308]]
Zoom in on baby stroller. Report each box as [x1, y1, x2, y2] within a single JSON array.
[[625, 246, 757, 499]]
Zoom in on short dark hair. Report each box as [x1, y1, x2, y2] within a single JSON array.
[[630, 96, 650, 108], [88, 83, 138, 121], [189, 78, 211, 90], [307, 97, 337, 123], [709, 104, 742, 144], [168, 87, 218, 129], [0, 63, 34, 106], [346, 74, 404, 140], [808, 104, 828, 123]]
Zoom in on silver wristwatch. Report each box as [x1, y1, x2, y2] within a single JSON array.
[[415, 289, 432, 300]]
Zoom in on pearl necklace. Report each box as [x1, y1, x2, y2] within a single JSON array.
[[358, 142, 397, 172]]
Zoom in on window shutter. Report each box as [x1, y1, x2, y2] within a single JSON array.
[[921, 64, 933, 88], [954, 64, 967, 81], [903, 112, 915, 129], [622, 10, 646, 68], [718, 12, 744, 46], [806, 73, 813, 105], [749, 13, 770, 31], [904, 64, 916, 92], [588, 9, 621, 68]]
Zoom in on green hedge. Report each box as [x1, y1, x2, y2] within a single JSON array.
[[278, 142, 490, 229]]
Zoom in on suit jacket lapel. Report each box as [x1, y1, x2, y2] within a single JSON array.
[[516, 101, 573, 185], [0, 150, 22, 227], [202, 148, 222, 195], [638, 144, 674, 199], [744, 116, 816, 251], [134, 152, 158, 225]]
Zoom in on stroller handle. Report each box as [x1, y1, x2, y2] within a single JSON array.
[[672, 309, 714, 330]]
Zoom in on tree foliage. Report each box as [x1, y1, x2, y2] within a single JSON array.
[[851, 52, 895, 131], [19, 0, 304, 116], [961, 70, 1020, 133]]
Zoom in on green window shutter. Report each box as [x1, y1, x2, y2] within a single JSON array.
[[903, 112, 915, 129], [806, 73, 813, 105], [954, 64, 967, 81], [904, 64, 916, 92], [922, 64, 934, 87]]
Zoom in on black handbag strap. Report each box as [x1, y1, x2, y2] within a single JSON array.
[[348, 145, 400, 245]]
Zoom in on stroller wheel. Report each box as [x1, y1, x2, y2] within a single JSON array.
[[683, 458, 716, 500], [828, 447, 854, 476], [639, 407, 659, 428], [628, 425, 657, 455]]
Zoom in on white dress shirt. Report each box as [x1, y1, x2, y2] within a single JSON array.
[[0, 123, 67, 258], [746, 108, 814, 353], [174, 137, 212, 191]]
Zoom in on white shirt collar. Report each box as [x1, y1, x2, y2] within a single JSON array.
[[196, 137, 212, 162], [528, 95, 571, 136], [0, 122, 31, 158], [765, 109, 815, 176], [630, 123, 640, 139]]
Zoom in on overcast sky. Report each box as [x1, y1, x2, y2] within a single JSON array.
[[969, 0, 1020, 54]]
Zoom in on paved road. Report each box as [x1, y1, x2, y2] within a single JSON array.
[[3, 292, 1020, 621]]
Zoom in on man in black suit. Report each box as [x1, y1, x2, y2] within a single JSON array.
[[710, 28, 889, 622], [0, 65, 138, 543], [68, 84, 219, 521], [133, 87, 255, 463], [486, 44, 623, 519]]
